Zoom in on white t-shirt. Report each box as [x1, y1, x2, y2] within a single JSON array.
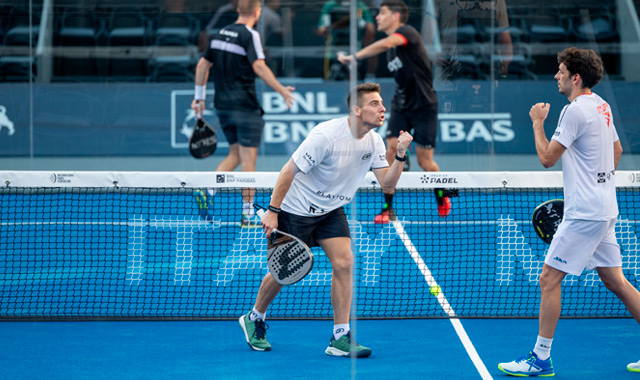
[[282, 117, 388, 216], [552, 92, 619, 221]]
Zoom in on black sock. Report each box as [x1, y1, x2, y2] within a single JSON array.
[[384, 193, 394, 210]]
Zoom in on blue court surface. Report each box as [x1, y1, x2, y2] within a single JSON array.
[[0, 318, 637, 379]]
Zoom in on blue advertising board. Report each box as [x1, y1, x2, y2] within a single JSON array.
[[0, 79, 638, 156]]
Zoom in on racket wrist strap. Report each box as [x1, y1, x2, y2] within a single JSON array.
[[268, 205, 281, 213], [395, 153, 407, 162], [195, 85, 206, 101]]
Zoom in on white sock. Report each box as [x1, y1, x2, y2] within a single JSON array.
[[242, 202, 254, 216], [533, 336, 553, 360], [333, 324, 350, 340], [249, 307, 265, 322]]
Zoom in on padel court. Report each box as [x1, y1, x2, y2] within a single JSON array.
[[1, 171, 639, 379]]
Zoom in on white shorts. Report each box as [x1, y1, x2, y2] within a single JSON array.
[[545, 218, 621, 276]]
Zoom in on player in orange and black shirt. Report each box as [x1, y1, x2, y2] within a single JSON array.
[[338, 0, 455, 222]]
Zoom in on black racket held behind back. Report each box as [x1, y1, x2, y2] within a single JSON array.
[[254, 205, 314, 285], [532, 199, 564, 244], [189, 118, 217, 159]]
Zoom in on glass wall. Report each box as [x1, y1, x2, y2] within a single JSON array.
[[1, 0, 639, 171]]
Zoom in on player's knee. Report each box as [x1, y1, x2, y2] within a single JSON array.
[[417, 157, 439, 172], [331, 254, 353, 274], [600, 275, 627, 295], [539, 271, 562, 294]]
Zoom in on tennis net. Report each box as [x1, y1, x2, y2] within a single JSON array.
[[1, 170, 639, 320]]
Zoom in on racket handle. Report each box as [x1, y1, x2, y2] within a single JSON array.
[[256, 209, 278, 238]]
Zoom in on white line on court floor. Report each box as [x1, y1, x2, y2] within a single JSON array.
[[392, 220, 493, 380]]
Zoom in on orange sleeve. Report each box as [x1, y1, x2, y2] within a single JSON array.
[[393, 32, 408, 46]]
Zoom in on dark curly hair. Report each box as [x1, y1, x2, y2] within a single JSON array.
[[557, 47, 604, 89]]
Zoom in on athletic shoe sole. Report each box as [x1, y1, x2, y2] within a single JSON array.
[[325, 346, 372, 358], [498, 364, 555, 377]]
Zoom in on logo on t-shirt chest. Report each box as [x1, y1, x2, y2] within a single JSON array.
[[596, 103, 611, 127], [387, 56, 403, 72]]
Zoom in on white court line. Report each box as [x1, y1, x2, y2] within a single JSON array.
[[392, 220, 493, 380]]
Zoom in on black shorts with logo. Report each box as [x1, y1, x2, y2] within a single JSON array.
[[217, 109, 265, 147], [386, 102, 438, 149], [278, 207, 350, 248]]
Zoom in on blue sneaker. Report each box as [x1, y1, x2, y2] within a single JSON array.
[[498, 351, 555, 377], [193, 189, 214, 222]]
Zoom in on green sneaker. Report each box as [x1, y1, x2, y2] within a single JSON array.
[[239, 313, 271, 351], [325, 331, 371, 358]]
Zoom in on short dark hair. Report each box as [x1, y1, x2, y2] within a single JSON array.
[[237, 0, 260, 14], [347, 82, 381, 108], [381, 0, 409, 24], [557, 47, 604, 89]]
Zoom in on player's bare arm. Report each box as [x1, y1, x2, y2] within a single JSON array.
[[262, 158, 300, 236], [614, 140, 623, 169], [530, 103, 565, 168], [337, 34, 405, 65], [251, 59, 295, 108], [191, 57, 213, 119], [373, 130, 413, 193]]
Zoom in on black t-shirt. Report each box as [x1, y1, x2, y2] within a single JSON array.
[[386, 25, 437, 111], [203, 23, 265, 111]]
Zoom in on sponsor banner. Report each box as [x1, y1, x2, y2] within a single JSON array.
[[364, 170, 564, 188], [617, 171, 640, 187], [1, 80, 639, 156], [0, 170, 278, 188], [19, 170, 640, 189]]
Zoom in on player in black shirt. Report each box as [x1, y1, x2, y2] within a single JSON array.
[[191, 0, 295, 227], [338, 0, 454, 220]]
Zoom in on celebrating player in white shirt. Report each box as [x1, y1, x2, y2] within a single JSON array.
[[238, 83, 412, 358], [499, 47, 640, 377]]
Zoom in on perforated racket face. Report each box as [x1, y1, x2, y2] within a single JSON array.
[[532, 199, 564, 244], [267, 232, 313, 285], [189, 119, 217, 159]]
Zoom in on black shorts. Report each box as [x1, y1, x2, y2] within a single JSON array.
[[386, 102, 438, 148], [217, 109, 265, 147], [277, 207, 350, 248]]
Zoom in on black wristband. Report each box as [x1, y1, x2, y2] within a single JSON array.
[[395, 153, 407, 162], [268, 205, 281, 213]]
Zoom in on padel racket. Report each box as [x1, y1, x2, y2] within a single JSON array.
[[255, 205, 314, 285], [267, 229, 314, 285], [532, 199, 564, 244], [189, 118, 217, 159]]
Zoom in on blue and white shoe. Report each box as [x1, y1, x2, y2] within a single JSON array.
[[193, 189, 215, 222], [628, 360, 640, 372], [498, 351, 555, 377]]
